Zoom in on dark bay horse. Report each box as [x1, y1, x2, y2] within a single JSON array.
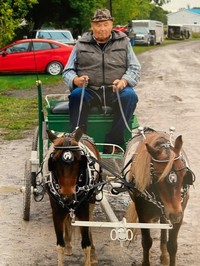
[[43, 127, 102, 266], [123, 128, 195, 266]]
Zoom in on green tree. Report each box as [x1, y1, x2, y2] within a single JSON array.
[[151, 0, 170, 6], [26, 0, 107, 37], [2, 0, 170, 43], [112, 0, 154, 25], [68, 0, 108, 33], [150, 5, 168, 24], [0, 0, 38, 47], [68, 0, 170, 30]]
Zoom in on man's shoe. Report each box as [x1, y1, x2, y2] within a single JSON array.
[[103, 145, 123, 154], [114, 147, 124, 154], [103, 145, 113, 154]]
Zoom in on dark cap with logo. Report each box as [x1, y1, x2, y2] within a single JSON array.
[[91, 9, 113, 22]]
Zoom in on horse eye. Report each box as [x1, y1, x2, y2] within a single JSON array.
[[166, 171, 178, 185]]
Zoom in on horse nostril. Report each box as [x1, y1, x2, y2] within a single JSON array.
[[61, 194, 75, 204], [169, 212, 183, 224]]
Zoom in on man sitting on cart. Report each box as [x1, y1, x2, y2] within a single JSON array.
[[63, 8, 141, 153]]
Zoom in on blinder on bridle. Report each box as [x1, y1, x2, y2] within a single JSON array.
[[151, 153, 196, 188], [164, 163, 195, 187], [183, 168, 195, 186]]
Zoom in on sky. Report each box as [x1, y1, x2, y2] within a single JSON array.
[[162, 0, 200, 12]]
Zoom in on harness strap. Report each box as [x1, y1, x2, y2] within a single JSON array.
[[89, 155, 168, 219], [121, 156, 134, 174], [76, 79, 86, 129], [115, 87, 132, 133], [89, 155, 139, 194]]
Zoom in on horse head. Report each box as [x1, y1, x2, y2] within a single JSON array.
[[146, 134, 188, 223], [131, 132, 190, 224], [47, 127, 85, 204]]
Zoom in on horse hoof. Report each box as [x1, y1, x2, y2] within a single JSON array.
[[160, 255, 169, 265], [91, 256, 98, 264], [65, 247, 73, 256]]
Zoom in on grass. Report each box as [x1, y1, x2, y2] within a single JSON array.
[[0, 74, 62, 91], [132, 38, 194, 54], [0, 38, 199, 140], [0, 95, 38, 140], [0, 74, 62, 140]]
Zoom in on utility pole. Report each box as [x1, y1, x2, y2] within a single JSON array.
[[109, 0, 112, 16]]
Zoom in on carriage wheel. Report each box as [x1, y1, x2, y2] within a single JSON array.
[[23, 159, 33, 221]]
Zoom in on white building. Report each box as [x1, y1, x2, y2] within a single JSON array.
[[167, 8, 200, 32]]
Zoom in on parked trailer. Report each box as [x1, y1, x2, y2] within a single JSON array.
[[128, 20, 164, 45], [167, 24, 192, 40]]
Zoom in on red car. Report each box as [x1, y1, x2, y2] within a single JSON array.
[[0, 38, 73, 75]]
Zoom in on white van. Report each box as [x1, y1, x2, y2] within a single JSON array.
[[31, 29, 76, 45], [128, 20, 164, 45]]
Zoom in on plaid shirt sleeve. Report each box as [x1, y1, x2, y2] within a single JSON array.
[[122, 42, 141, 87], [62, 46, 78, 91]]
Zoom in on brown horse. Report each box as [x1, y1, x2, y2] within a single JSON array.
[[123, 128, 195, 266], [43, 127, 102, 266]]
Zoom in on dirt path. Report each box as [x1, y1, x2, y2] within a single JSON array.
[[0, 41, 200, 266]]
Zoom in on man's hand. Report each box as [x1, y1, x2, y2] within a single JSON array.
[[112, 79, 127, 92], [73, 75, 89, 87]]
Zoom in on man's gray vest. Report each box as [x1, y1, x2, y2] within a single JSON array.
[[75, 31, 130, 90]]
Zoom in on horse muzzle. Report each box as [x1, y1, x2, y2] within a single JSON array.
[[168, 211, 183, 224], [60, 193, 76, 205]]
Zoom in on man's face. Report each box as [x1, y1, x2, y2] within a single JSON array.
[[91, 20, 113, 43]]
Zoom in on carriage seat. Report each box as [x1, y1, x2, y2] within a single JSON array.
[[47, 99, 139, 148], [51, 101, 113, 114]]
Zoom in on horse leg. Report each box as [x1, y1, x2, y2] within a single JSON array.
[[167, 222, 182, 266], [89, 203, 98, 264], [51, 201, 66, 266], [160, 229, 169, 265], [135, 199, 153, 266], [78, 202, 93, 266], [79, 226, 91, 266], [160, 216, 169, 265], [141, 228, 153, 266], [64, 214, 73, 256], [57, 245, 65, 266]]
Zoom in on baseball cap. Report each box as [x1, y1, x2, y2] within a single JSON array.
[[91, 9, 113, 22]]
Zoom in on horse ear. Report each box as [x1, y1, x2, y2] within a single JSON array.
[[173, 135, 183, 154], [46, 130, 57, 142], [74, 127, 84, 142]]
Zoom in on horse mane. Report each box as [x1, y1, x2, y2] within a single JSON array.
[[130, 132, 176, 192], [53, 136, 64, 146], [130, 140, 151, 191], [52, 137, 65, 159]]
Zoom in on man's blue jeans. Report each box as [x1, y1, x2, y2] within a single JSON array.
[[68, 86, 138, 146]]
